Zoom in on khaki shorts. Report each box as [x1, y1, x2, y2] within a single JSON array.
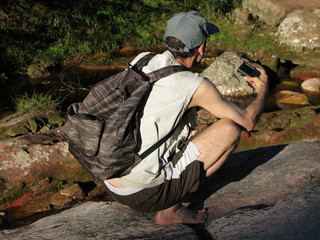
[[105, 142, 206, 213]]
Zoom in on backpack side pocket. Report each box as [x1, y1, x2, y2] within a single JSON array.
[[63, 103, 105, 156]]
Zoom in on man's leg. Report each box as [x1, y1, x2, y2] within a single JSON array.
[[192, 119, 240, 176], [156, 119, 240, 225]]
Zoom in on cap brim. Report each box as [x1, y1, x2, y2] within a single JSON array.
[[207, 22, 220, 35]]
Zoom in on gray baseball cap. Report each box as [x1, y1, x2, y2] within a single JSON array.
[[164, 11, 220, 52]]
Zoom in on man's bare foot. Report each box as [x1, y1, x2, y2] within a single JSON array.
[[155, 204, 207, 226]]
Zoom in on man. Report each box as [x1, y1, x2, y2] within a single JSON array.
[[105, 11, 268, 225]]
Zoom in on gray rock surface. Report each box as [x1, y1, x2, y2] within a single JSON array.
[[0, 201, 198, 240], [201, 51, 261, 97], [1, 141, 319, 239], [242, 0, 320, 26], [194, 142, 320, 219], [276, 9, 320, 51], [0, 134, 83, 184], [201, 141, 320, 239], [208, 183, 320, 240]]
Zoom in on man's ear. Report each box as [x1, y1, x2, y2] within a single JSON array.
[[198, 42, 206, 56]]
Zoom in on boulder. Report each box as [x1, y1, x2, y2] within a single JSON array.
[[233, 8, 250, 25], [301, 78, 320, 94], [242, 0, 320, 26], [27, 62, 53, 79], [0, 134, 83, 184], [201, 141, 320, 216], [201, 51, 261, 97], [272, 90, 309, 109], [276, 9, 320, 51]]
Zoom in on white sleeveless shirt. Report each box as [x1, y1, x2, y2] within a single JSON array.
[[115, 51, 205, 188]]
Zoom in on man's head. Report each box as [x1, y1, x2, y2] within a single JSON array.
[[164, 11, 219, 57]]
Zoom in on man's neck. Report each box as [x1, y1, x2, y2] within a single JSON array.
[[176, 57, 195, 69]]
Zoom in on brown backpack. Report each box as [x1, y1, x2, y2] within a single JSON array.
[[62, 53, 187, 180]]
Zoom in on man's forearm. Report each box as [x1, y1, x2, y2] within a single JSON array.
[[245, 83, 268, 130]]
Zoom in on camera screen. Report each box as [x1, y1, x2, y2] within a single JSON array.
[[238, 62, 260, 77]]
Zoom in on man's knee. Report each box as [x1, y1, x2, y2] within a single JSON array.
[[191, 119, 241, 174], [192, 118, 240, 150], [218, 119, 241, 140]]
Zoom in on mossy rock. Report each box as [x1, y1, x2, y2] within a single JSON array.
[[27, 118, 38, 133], [255, 105, 319, 131], [0, 108, 65, 140], [48, 114, 65, 127], [4, 123, 29, 137]]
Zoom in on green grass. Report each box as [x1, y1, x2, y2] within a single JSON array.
[[14, 92, 59, 115], [207, 17, 277, 54]]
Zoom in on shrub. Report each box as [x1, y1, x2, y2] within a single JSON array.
[[0, 0, 241, 74], [14, 92, 59, 115]]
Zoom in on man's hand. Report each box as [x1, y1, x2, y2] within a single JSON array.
[[244, 67, 268, 93]]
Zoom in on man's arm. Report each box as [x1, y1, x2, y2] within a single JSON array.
[[189, 68, 269, 131]]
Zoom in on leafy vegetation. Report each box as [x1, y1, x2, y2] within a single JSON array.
[[14, 92, 59, 115], [207, 17, 277, 54], [1, 0, 279, 119], [0, 0, 242, 75], [10, 92, 64, 134]]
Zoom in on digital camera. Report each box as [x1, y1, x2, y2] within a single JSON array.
[[237, 62, 261, 77]]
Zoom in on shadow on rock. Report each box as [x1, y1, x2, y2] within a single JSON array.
[[187, 144, 287, 210]]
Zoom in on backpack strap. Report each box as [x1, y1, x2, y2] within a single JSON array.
[[147, 65, 188, 83], [130, 53, 156, 71], [130, 52, 188, 82]]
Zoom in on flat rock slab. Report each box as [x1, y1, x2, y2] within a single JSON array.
[[0, 201, 198, 240], [190, 141, 320, 218], [208, 183, 320, 240]]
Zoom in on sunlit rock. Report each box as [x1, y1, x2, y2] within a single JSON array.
[[242, 0, 320, 26], [273, 90, 309, 109], [60, 184, 86, 201], [301, 78, 320, 94], [49, 193, 73, 209], [276, 9, 320, 51], [201, 51, 261, 97]]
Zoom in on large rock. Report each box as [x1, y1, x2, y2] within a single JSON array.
[[195, 141, 320, 239], [276, 9, 320, 51], [242, 0, 320, 26], [271, 90, 309, 109], [0, 133, 84, 184], [201, 51, 261, 97], [1, 141, 319, 239], [208, 183, 320, 240], [301, 78, 320, 94], [27, 62, 54, 79], [0, 201, 198, 240], [201, 141, 320, 215]]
